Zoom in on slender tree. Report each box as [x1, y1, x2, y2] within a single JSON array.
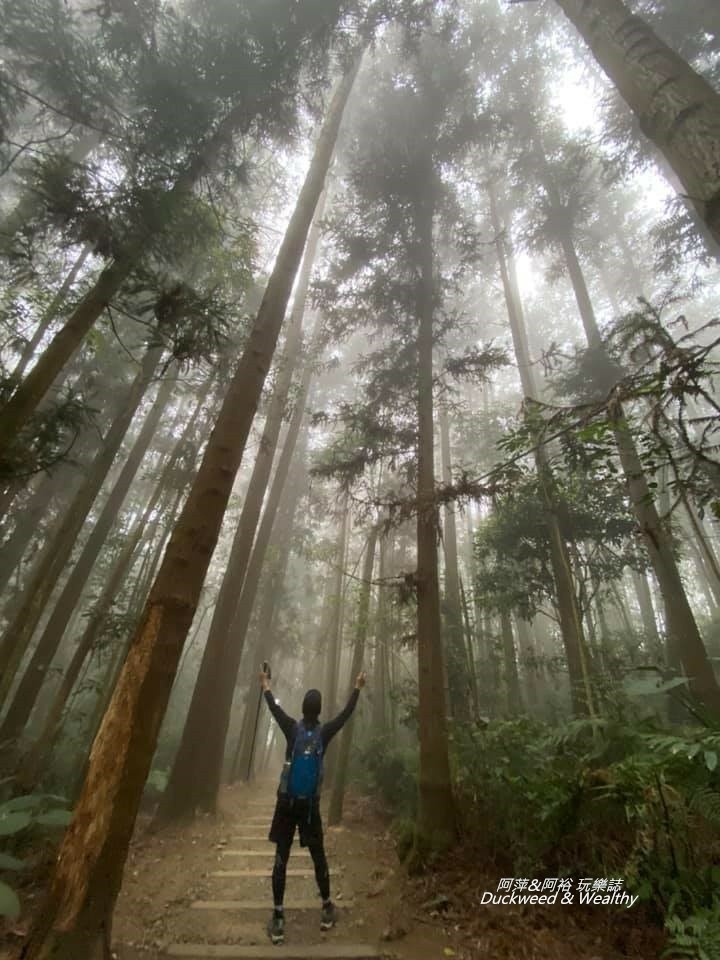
[[328, 522, 378, 824]]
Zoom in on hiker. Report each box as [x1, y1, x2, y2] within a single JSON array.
[[259, 668, 366, 945]]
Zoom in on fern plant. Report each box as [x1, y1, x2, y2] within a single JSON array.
[[664, 904, 720, 960]]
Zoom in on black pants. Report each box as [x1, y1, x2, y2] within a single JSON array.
[[269, 796, 330, 905]]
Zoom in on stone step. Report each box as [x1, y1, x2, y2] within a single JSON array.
[[165, 944, 378, 959], [209, 870, 338, 879], [190, 900, 354, 911], [221, 850, 311, 858]]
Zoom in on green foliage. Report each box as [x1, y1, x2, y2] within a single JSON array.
[[473, 460, 637, 620], [358, 736, 417, 819], [452, 714, 720, 946], [0, 384, 95, 482], [664, 905, 720, 960], [0, 792, 72, 919]]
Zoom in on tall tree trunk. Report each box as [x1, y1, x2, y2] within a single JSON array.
[[631, 567, 661, 650], [488, 183, 595, 716], [412, 170, 455, 855], [371, 533, 392, 738], [499, 610, 522, 713], [682, 494, 720, 604], [314, 506, 351, 799], [229, 437, 310, 783], [155, 205, 327, 818], [554, 0, 720, 248], [515, 616, 539, 707], [20, 56, 361, 960], [0, 345, 163, 709], [438, 405, 471, 719], [328, 524, 378, 825], [0, 375, 174, 744], [324, 494, 351, 722]]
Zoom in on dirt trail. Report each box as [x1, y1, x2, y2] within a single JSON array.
[[0, 779, 663, 959], [112, 782, 454, 960]]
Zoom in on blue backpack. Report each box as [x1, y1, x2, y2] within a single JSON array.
[[287, 721, 324, 799]]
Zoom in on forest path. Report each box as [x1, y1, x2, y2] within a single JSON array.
[[111, 780, 664, 960], [113, 781, 452, 960]]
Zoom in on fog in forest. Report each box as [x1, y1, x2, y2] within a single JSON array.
[[0, 1, 719, 957]]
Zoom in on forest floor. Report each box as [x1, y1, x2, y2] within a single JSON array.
[[1, 780, 666, 959]]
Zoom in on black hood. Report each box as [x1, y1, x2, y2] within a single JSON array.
[[302, 688, 322, 720]]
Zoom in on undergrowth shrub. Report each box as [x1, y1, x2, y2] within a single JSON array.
[[357, 735, 417, 858], [358, 736, 417, 819], [451, 715, 720, 958]]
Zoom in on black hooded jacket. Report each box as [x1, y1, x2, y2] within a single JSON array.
[[263, 688, 360, 760]]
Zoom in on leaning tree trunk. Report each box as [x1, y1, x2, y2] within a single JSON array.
[[0, 374, 174, 744], [411, 170, 456, 858], [488, 183, 595, 716], [328, 524, 378, 825], [554, 0, 720, 246], [228, 430, 311, 783], [18, 60, 361, 960], [0, 345, 163, 711], [156, 202, 326, 819]]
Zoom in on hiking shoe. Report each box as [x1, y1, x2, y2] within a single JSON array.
[[320, 901, 337, 930], [267, 911, 285, 944]]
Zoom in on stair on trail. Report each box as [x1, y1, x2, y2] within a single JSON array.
[[160, 790, 381, 960], [221, 849, 311, 857], [190, 900, 355, 911], [166, 945, 378, 959]]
